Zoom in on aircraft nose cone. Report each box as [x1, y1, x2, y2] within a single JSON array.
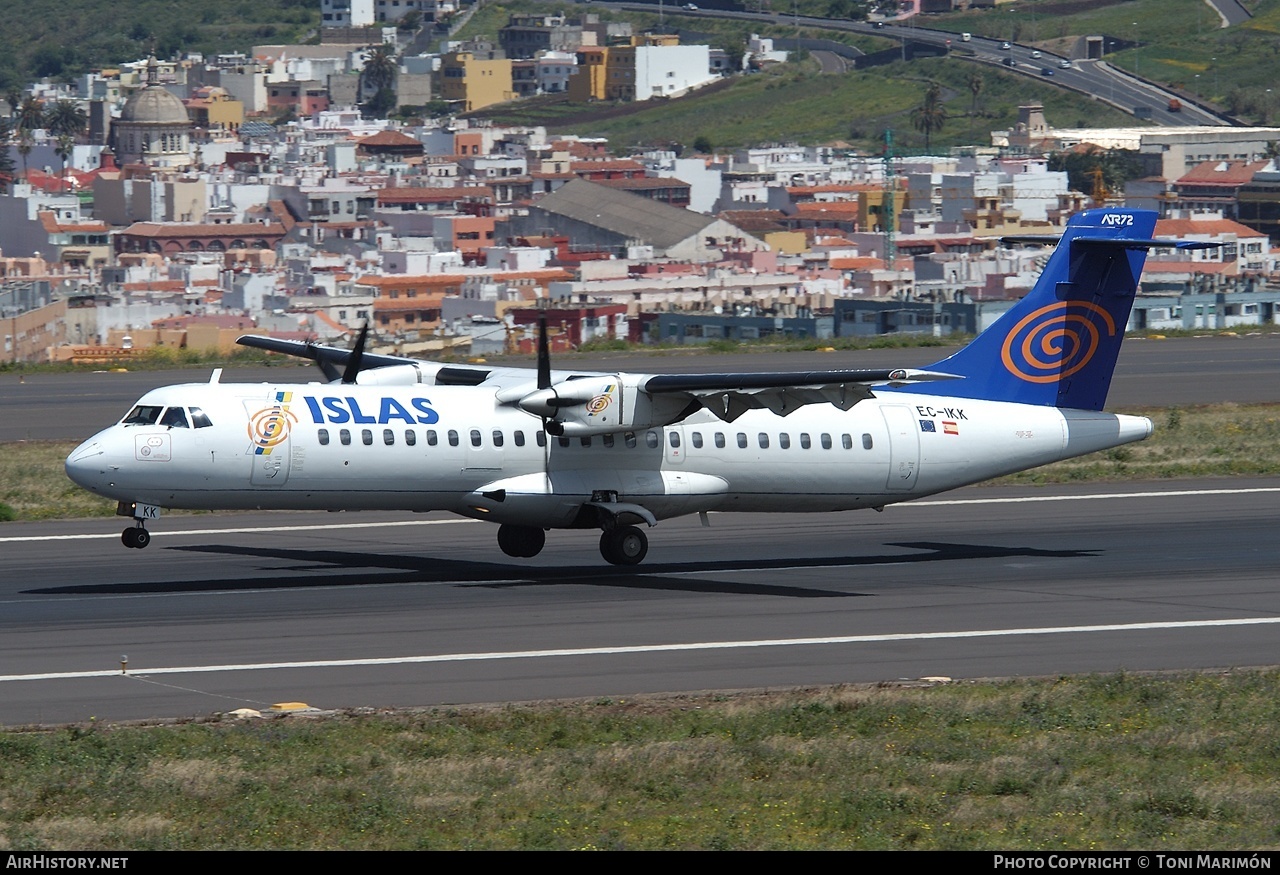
[[65, 440, 106, 490]]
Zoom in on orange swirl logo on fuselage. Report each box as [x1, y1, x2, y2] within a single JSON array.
[[247, 405, 297, 454], [585, 385, 615, 417], [1000, 302, 1117, 384]]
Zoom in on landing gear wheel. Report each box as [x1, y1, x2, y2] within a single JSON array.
[[600, 525, 647, 566], [122, 527, 151, 549], [497, 524, 545, 558]]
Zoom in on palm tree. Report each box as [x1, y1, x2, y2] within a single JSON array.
[[360, 44, 397, 102], [967, 71, 984, 117], [45, 100, 87, 139], [910, 82, 948, 152], [0, 117, 15, 192], [54, 133, 75, 186], [17, 97, 44, 133]]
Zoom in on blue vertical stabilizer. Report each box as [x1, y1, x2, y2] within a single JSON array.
[[911, 208, 1170, 411]]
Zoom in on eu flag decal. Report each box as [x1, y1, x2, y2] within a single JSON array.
[[919, 420, 936, 432]]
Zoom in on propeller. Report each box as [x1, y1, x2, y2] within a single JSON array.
[[536, 312, 564, 436], [341, 322, 369, 385]]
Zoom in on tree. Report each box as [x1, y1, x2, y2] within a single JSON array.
[[0, 116, 15, 192], [360, 44, 397, 100], [45, 99, 86, 139], [17, 96, 44, 132], [910, 82, 947, 151], [693, 135, 714, 154], [966, 70, 984, 117], [54, 133, 74, 185]]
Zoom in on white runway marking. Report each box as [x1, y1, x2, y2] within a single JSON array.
[[4, 616, 1279, 683]]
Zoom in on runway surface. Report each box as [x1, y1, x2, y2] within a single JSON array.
[[3, 335, 1279, 725], [3, 479, 1279, 725]]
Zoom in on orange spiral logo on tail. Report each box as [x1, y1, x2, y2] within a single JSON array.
[[1000, 302, 1117, 384]]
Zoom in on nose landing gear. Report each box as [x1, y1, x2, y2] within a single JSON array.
[[121, 524, 151, 549]]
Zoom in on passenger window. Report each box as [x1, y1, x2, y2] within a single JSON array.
[[669, 432, 680, 448], [800, 433, 811, 449], [492, 429, 504, 447], [362, 429, 373, 446], [602, 434, 614, 448], [536, 431, 546, 447], [737, 433, 748, 449], [558, 436, 571, 448], [842, 434, 853, 450], [318, 428, 330, 446], [646, 431, 659, 449], [160, 407, 189, 428], [862, 433, 874, 450], [821, 433, 832, 450], [691, 432, 703, 449], [779, 433, 790, 450], [624, 432, 637, 448], [715, 433, 725, 449], [448, 430, 459, 447], [580, 437, 592, 448], [122, 405, 163, 425], [427, 429, 438, 446], [405, 430, 416, 446], [758, 433, 769, 449], [340, 429, 352, 446], [470, 429, 482, 448], [189, 407, 213, 428], [514, 431, 526, 447], [383, 429, 395, 446]]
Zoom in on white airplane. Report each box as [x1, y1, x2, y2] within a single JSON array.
[[66, 208, 1210, 565]]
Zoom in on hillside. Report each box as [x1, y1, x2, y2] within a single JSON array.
[[0, 0, 318, 93]]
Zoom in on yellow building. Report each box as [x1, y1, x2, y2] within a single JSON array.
[[439, 51, 515, 112]]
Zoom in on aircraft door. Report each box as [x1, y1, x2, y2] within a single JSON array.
[[881, 405, 920, 491], [664, 425, 685, 465], [244, 392, 296, 486]]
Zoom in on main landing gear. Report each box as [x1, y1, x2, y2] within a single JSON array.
[[495, 523, 649, 565], [497, 524, 546, 558], [122, 523, 151, 549], [599, 525, 648, 566]]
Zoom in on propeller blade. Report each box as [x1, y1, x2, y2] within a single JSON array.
[[342, 322, 369, 385], [536, 312, 551, 391]]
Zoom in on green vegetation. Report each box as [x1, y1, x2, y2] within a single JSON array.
[[930, 0, 1280, 121], [0, 0, 317, 92], [3, 672, 1280, 849]]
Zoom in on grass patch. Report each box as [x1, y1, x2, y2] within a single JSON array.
[[1, 442, 117, 521], [3, 672, 1280, 849], [994, 403, 1280, 485]]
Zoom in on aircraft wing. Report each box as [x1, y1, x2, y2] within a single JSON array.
[[237, 334, 508, 386], [637, 369, 959, 420]]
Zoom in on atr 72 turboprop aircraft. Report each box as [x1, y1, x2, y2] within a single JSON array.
[[66, 208, 1210, 565]]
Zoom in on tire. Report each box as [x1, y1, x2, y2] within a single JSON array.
[[497, 524, 544, 558], [601, 526, 647, 566]]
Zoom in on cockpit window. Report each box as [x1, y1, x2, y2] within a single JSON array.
[[189, 407, 213, 428], [160, 407, 190, 428], [122, 405, 163, 426]]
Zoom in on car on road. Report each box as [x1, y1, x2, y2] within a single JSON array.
[[1000, 42, 1011, 50], [1059, 59, 1072, 68], [1040, 67, 1054, 76], [1002, 57, 1016, 67], [1030, 50, 1042, 59]]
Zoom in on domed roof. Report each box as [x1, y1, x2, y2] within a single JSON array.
[[120, 85, 190, 126]]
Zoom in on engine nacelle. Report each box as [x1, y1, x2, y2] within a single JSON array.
[[353, 364, 429, 386], [517, 374, 689, 436]]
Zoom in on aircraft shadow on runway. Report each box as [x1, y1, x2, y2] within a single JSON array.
[[26, 541, 1097, 597]]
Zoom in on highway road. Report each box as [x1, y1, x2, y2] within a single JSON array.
[[605, 2, 1232, 126], [2, 335, 1280, 726]]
